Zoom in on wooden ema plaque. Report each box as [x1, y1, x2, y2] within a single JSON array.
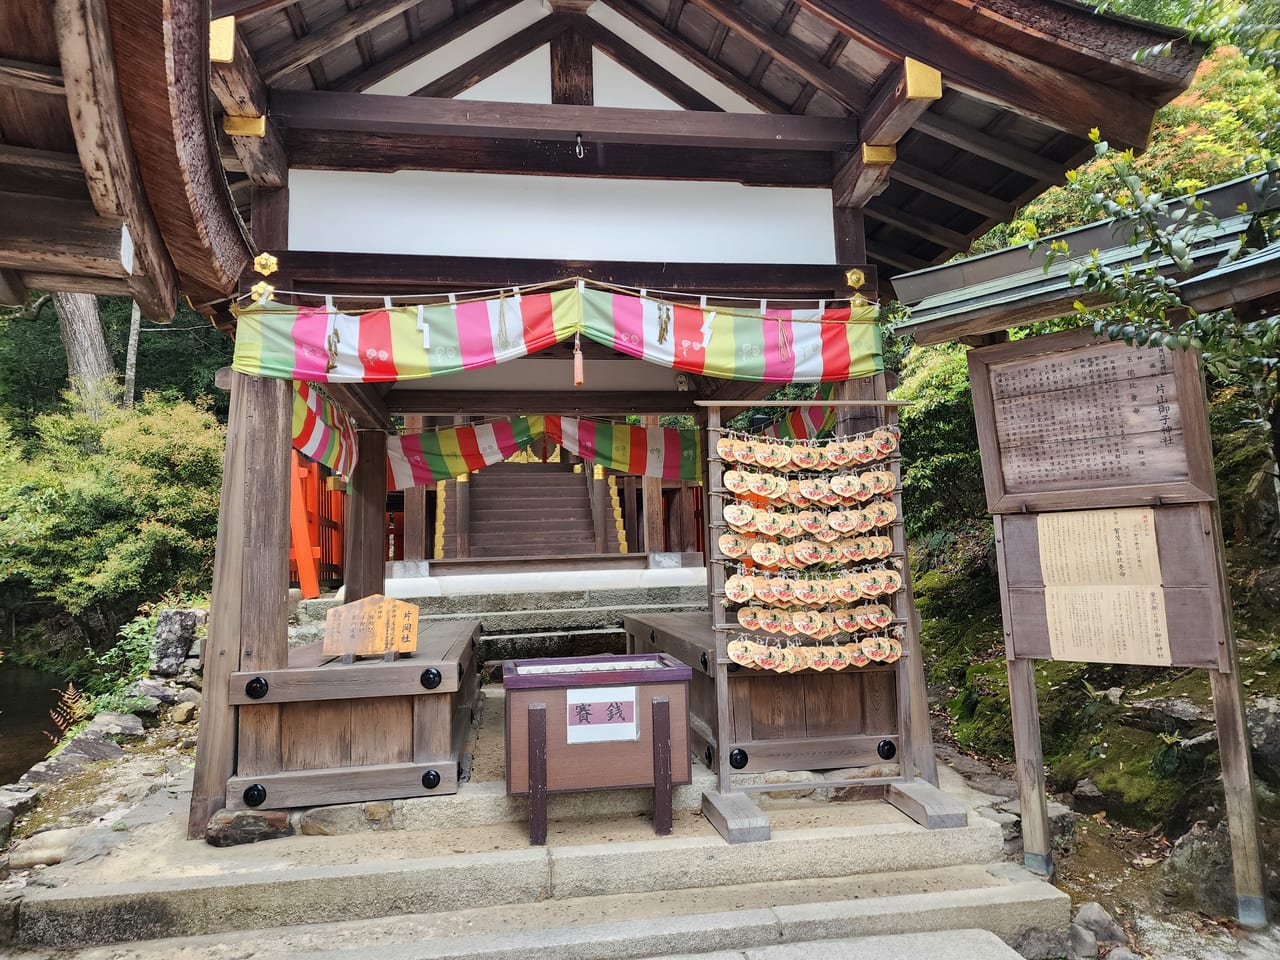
[[323, 594, 420, 661], [969, 329, 1215, 514]]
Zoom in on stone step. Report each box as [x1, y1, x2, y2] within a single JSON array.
[[13, 854, 1064, 956]]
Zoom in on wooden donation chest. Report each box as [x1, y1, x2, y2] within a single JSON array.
[[504, 653, 692, 842]]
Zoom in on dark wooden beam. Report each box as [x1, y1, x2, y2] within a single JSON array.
[[0, 57, 64, 95], [746, 2, 799, 86], [19, 271, 132, 296], [270, 250, 870, 297], [0, 145, 90, 202], [911, 111, 1062, 182], [388, 390, 701, 416], [833, 58, 941, 209], [211, 29, 287, 188], [271, 90, 857, 151], [794, 0, 1172, 149], [55, 0, 181, 320], [0, 194, 133, 277], [602, 0, 790, 114], [331, 0, 524, 93], [792, 33, 848, 114], [571, 14, 720, 112], [889, 160, 1015, 221], [285, 129, 832, 185], [412, 14, 570, 99], [106, 0, 251, 307], [257, 0, 427, 85], [686, 0, 869, 110], [551, 26, 593, 105], [325, 383, 394, 431]]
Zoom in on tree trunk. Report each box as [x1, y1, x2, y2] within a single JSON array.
[[52, 291, 118, 416], [122, 300, 142, 409]]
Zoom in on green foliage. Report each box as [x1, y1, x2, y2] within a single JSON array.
[[0, 394, 225, 661], [0, 295, 233, 438], [892, 344, 988, 542]]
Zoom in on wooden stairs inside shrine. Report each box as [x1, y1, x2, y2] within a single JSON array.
[[436, 461, 624, 560]]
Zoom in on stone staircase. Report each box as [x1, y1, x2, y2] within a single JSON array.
[[438, 461, 622, 559]]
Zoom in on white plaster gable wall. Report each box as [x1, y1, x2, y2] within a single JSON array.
[[289, 169, 835, 264]]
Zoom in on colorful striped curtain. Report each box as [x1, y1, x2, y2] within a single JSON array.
[[385, 416, 702, 490], [761, 384, 837, 440], [292, 381, 358, 476], [233, 286, 881, 385]]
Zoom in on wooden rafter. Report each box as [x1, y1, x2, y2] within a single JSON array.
[[601, 0, 790, 114], [864, 203, 969, 251], [570, 14, 720, 112], [211, 29, 287, 188], [331, 0, 524, 93], [888, 160, 1014, 221], [53, 0, 180, 320], [866, 241, 927, 273], [746, 2, 800, 86], [211, 0, 295, 17], [792, 33, 849, 114], [411, 14, 571, 99], [832, 58, 941, 208], [272, 90, 857, 151], [0, 144, 90, 200], [0, 57, 64, 95], [911, 110, 1061, 182], [792, 0, 1175, 149], [257, 0, 426, 85], [282, 4, 329, 90], [685, 0, 869, 111]]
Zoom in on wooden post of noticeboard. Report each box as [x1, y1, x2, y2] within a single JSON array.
[[971, 330, 1267, 926]]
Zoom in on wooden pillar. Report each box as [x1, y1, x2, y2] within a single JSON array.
[[550, 26, 593, 106], [641, 415, 665, 553], [1008, 656, 1053, 875], [188, 371, 292, 837], [591, 464, 609, 553], [402, 415, 428, 561], [344, 429, 387, 601], [455, 473, 472, 559]]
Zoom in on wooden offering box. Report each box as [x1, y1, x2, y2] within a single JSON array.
[[504, 653, 692, 842]]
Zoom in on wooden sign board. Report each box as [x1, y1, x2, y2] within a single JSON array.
[[997, 503, 1228, 670], [969, 329, 1215, 514], [323, 594, 420, 659]]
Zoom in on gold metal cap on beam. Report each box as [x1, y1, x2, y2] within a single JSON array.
[[210, 17, 236, 64], [223, 115, 267, 138], [904, 58, 943, 100], [862, 143, 897, 165]]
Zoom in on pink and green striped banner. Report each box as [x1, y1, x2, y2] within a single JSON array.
[[292, 381, 358, 476], [385, 416, 702, 490], [234, 287, 880, 385]]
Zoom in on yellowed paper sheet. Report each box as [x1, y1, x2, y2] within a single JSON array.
[[1037, 507, 1161, 585], [1045, 585, 1172, 665]]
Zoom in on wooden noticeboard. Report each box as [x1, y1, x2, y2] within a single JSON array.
[[323, 594, 421, 659], [968, 329, 1215, 514], [970, 330, 1266, 929]]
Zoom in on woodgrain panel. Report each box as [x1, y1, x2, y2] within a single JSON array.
[[351, 696, 412, 766], [747, 674, 807, 741], [803, 673, 864, 737], [227, 761, 457, 809], [281, 700, 351, 771], [862, 670, 898, 734]]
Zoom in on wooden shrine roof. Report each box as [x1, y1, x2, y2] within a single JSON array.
[[1, 0, 1202, 321]]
